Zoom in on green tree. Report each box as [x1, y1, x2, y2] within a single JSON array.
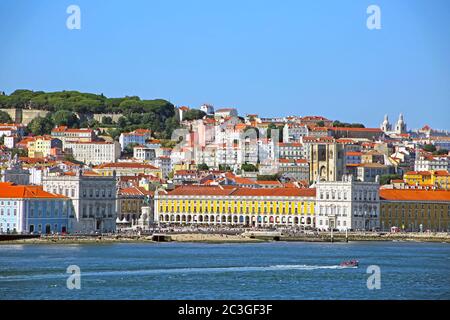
[[52, 110, 79, 127], [27, 116, 54, 135], [197, 163, 209, 171], [117, 116, 128, 129], [257, 174, 280, 181], [183, 109, 206, 121], [423, 144, 436, 153], [380, 174, 402, 185], [0, 110, 12, 123], [219, 164, 232, 171], [332, 120, 365, 128], [11, 148, 27, 158], [266, 123, 277, 139], [241, 163, 257, 172], [123, 142, 139, 155], [433, 149, 449, 155], [107, 128, 121, 140], [102, 116, 113, 125]]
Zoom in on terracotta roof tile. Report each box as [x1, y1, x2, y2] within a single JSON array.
[[380, 189, 450, 202]]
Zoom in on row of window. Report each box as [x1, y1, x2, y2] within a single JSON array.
[[159, 206, 312, 215], [319, 190, 378, 201], [0, 208, 17, 216], [0, 201, 17, 206]]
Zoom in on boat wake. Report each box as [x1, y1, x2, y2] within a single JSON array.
[[0, 264, 356, 282]]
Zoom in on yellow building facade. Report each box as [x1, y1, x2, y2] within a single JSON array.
[[155, 186, 316, 226], [404, 171, 450, 189], [380, 189, 450, 232], [27, 136, 60, 158]]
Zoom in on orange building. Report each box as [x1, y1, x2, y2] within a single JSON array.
[[380, 189, 450, 232]]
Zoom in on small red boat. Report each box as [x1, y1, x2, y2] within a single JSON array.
[[340, 259, 359, 267]]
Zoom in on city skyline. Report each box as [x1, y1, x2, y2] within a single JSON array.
[[1, 0, 449, 130]]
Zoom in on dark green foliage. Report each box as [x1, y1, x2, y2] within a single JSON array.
[[219, 164, 232, 171], [433, 149, 449, 155], [11, 148, 27, 158], [0, 90, 180, 139], [423, 144, 436, 153], [101, 116, 113, 125], [332, 120, 365, 128], [316, 121, 325, 127], [0, 110, 12, 123], [28, 116, 54, 135], [266, 123, 277, 139], [52, 110, 79, 128], [241, 163, 257, 172], [257, 174, 280, 181], [183, 109, 206, 121], [107, 128, 122, 140], [380, 174, 403, 185], [123, 143, 140, 155], [197, 163, 209, 171], [0, 89, 174, 114]]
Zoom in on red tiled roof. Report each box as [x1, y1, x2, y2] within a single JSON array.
[[331, 127, 382, 133], [232, 187, 316, 197], [279, 142, 302, 147], [52, 126, 93, 134], [405, 171, 432, 176], [118, 186, 146, 196], [0, 183, 68, 199], [164, 185, 316, 197], [300, 116, 329, 121], [380, 189, 450, 202], [233, 177, 258, 185], [166, 185, 236, 196], [94, 162, 159, 170], [257, 180, 282, 185]]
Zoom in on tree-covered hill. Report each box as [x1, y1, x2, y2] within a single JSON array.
[[0, 89, 173, 115], [0, 90, 180, 139]]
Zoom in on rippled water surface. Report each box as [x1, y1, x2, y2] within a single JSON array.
[[0, 241, 449, 299]]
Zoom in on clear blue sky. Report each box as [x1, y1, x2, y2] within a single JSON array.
[[0, 0, 449, 130]]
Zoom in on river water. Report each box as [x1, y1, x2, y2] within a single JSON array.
[[0, 241, 449, 299]]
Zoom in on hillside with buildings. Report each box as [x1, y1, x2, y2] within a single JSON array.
[[0, 95, 449, 236]]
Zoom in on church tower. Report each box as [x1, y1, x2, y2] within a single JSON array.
[[380, 114, 392, 132], [395, 113, 407, 134]]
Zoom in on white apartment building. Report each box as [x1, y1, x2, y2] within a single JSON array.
[[214, 108, 238, 119], [133, 145, 156, 161], [258, 138, 277, 163], [4, 135, 16, 149], [278, 158, 309, 181], [414, 154, 449, 172], [279, 142, 307, 160], [51, 126, 96, 146], [195, 145, 217, 168], [283, 123, 309, 143], [315, 175, 380, 231], [1, 164, 30, 185], [118, 129, 152, 151], [152, 156, 172, 179], [42, 170, 117, 233], [200, 104, 214, 115], [64, 141, 120, 165]]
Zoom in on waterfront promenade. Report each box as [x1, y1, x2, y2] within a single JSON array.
[[1, 227, 449, 244]]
